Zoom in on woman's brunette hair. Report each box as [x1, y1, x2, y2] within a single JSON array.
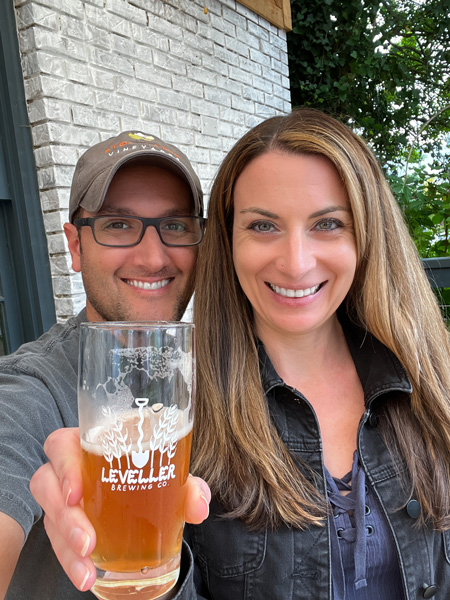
[[192, 107, 450, 530]]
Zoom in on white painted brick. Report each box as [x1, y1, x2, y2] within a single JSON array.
[[169, 39, 203, 66], [48, 231, 69, 254], [231, 94, 255, 113], [239, 56, 262, 76], [140, 104, 178, 126], [163, 5, 197, 33], [152, 48, 187, 75], [219, 106, 246, 125], [53, 274, 85, 296], [131, 24, 171, 52], [40, 189, 66, 211], [264, 68, 282, 86], [72, 105, 121, 130], [271, 57, 289, 77], [216, 74, 242, 95], [50, 253, 74, 276], [159, 125, 194, 147], [264, 93, 285, 111], [260, 39, 281, 61], [29, 97, 72, 124], [90, 47, 134, 75], [214, 45, 239, 67], [34, 144, 73, 168], [147, 12, 183, 39], [197, 22, 225, 46], [90, 68, 117, 91], [119, 115, 156, 133], [237, 27, 259, 51], [235, 2, 259, 24], [66, 61, 94, 85], [228, 64, 251, 85], [105, 0, 147, 25], [252, 73, 273, 94], [158, 89, 190, 110], [38, 164, 74, 189], [85, 4, 131, 37], [135, 63, 172, 88], [188, 146, 211, 164], [115, 76, 158, 103], [194, 133, 220, 150], [204, 85, 232, 106], [269, 31, 287, 50], [190, 97, 220, 118], [175, 111, 201, 131], [209, 12, 235, 37], [225, 34, 249, 58], [249, 47, 271, 68], [43, 210, 66, 234], [181, 30, 214, 57], [209, 149, 226, 165], [95, 90, 140, 115], [172, 75, 204, 97], [247, 19, 269, 41], [15, 3, 58, 29], [201, 54, 229, 76], [242, 86, 265, 103]]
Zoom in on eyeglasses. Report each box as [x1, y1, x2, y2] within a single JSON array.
[[74, 215, 206, 247]]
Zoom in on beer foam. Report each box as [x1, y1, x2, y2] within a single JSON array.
[[82, 406, 192, 457]]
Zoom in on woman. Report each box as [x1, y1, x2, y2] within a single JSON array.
[[32, 108, 450, 599]]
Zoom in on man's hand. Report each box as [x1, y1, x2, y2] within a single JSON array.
[[30, 427, 211, 592]]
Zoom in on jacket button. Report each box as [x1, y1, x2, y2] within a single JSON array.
[[422, 583, 438, 598], [366, 411, 379, 428], [406, 499, 421, 519]]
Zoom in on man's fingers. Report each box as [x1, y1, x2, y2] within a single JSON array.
[[185, 475, 211, 524], [30, 462, 96, 556], [43, 515, 97, 592], [43, 427, 83, 506]]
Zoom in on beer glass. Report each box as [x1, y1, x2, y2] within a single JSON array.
[[78, 322, 195, 600]]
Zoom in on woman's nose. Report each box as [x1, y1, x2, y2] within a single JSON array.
[[277, 233, 316, 276]]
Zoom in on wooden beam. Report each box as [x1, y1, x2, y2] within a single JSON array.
[[238, 0, 292, 32]]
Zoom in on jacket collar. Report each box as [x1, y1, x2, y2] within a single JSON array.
[[258, 314, 412, 407]]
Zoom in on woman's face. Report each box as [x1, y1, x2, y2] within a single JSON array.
[[232, 151, 357, 342]]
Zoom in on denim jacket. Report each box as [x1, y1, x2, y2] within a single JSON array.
[[177, 318, 450, 600]]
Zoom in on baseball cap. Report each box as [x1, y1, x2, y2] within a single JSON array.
[[69, 131, 203, 222]]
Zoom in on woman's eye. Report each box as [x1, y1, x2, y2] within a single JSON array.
[[315, 218, 343, 231], [249, 220, 276, 233]]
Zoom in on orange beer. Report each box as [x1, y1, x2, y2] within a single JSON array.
[[81, 412, 192, 577]]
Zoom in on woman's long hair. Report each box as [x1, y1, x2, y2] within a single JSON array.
[[191, 107, 450, 530]]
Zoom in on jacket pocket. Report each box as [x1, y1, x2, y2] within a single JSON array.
[[186, 502, 267, 599]]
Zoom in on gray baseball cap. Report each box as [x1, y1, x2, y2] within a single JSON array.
[[69, 131, 203, 222]]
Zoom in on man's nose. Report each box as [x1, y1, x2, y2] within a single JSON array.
[[131, 225, 171, 268], [276, 233, 316, 276]]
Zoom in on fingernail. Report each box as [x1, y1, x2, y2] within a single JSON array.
[[200, 494, 210, 519], [71, 561, 91, 591], [70, 527, 91, 557], [62, 479, 72, 505]]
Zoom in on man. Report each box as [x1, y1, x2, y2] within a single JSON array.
[[0, 131, 208, 599]]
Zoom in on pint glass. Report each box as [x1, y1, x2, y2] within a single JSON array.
[[78, 322, 195, 600]]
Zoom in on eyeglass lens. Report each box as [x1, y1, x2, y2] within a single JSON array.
[[92, 216, 203, 246]]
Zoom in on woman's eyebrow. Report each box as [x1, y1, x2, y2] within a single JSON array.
[[309, 205, 351, 218], [238, 207, 279, 219]]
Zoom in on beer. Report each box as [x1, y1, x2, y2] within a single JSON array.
[[81, 409, 192, 574]]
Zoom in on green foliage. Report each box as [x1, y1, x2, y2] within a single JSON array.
[[288, 0, 450, 258]]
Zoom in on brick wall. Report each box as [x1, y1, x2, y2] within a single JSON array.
[[14, 0, 291, 320]]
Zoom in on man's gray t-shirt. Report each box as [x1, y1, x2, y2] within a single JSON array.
[[0, 309, 96, 599]]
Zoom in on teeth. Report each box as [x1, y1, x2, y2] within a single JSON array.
[[270, 283, 320, 298], [126, 279, 170, 290]]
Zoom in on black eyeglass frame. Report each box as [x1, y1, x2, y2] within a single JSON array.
[[73, 215, 207, 248]]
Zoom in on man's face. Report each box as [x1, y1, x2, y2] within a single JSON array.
[[64, 163, 198, 322]]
